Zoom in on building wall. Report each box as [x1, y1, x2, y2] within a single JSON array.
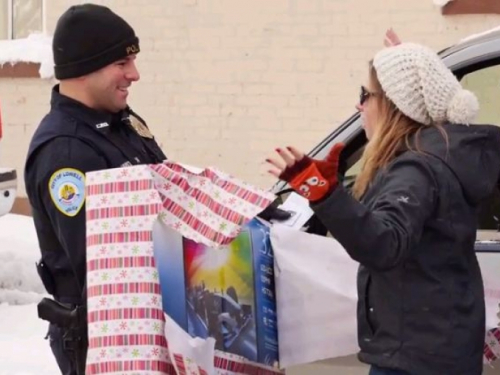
[[3, 0, 500, 196], [2, 0, 500, 196]]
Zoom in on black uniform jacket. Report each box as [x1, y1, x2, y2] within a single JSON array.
[[24, 85, 166, 305]]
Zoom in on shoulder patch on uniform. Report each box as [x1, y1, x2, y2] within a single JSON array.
[[48, 168, 86, 217]]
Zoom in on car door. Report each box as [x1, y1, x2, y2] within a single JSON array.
[[459, 63, 500, 364]]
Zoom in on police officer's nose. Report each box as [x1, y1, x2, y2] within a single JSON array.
[[125, 61, 140, 82]]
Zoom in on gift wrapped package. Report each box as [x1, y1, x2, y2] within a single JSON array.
[[85, 162, 283, 375]]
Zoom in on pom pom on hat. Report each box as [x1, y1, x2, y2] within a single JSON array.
[[372, 43, 479, 126], [446, 89, 479, 125]]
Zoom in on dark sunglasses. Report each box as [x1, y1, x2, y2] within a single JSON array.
[[359, 86, 377, 106]]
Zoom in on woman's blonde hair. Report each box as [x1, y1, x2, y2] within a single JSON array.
[[352, 61, 446, 200]]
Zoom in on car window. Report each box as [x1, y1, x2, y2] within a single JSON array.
[[342, 155, 362, 191], [460, 65, 500, 235], [345, 157, 362, 180], [460, 65, 500, 125]]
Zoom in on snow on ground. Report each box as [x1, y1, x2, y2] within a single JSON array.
[[0, 213, 58, 375], [0, 304, 58, 375], [0, 214, 46, 303]]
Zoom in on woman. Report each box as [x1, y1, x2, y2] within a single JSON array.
[[267, 43, 500, 375]]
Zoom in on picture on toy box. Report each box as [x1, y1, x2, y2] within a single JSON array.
[[153, 218, 280, 367]]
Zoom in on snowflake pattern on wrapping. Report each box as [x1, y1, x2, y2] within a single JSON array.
[[85, 164, 283, 375]]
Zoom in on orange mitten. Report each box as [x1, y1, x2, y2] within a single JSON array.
[[279, 143, 345, 202]]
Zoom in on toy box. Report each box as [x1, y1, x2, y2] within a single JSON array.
[[153, 218, 280, 368]]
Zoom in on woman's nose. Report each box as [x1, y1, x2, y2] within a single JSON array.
[[355, 103, 363, 112]]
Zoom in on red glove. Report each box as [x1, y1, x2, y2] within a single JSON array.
[[279, 143, 345, 202]]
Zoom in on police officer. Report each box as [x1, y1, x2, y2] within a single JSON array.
[[24, 4, 166, 374]]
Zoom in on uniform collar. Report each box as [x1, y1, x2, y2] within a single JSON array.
[[50, 84, 126, 133]]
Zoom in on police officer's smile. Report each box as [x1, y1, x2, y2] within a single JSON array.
[[117, 85, 130, 96]]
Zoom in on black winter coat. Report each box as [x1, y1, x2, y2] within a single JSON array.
[[312, 123, 500, 375]]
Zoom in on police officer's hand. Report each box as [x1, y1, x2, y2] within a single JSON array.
[[257, 202, 292, 222]]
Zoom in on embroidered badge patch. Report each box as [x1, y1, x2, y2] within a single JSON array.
[[130, 115, 153, 139], [48, 168, 85, 217]]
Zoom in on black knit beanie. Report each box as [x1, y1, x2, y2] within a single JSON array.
[[53, 4, 140, 80]]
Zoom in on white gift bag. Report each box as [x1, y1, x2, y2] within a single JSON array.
[[164, 314, 216, 375], [271, 226, 500, 368], [270, 226, 360, 368]]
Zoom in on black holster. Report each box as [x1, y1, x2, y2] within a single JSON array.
[[38, 297, 88, 375]]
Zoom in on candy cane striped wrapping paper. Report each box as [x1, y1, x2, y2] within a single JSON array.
[[484, 328, 500, 365], [85, 163, 283, 374], [148, 163, 276, 248]]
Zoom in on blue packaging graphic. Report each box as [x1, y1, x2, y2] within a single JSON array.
[[152, 218, 279, 367]]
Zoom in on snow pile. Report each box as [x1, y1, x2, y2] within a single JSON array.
[[0, 214, 47, 305], [0, 33, 54, 79], [0, 214, 59, 374], [433, 0, 454, 6], [0, 303, 59, 375]]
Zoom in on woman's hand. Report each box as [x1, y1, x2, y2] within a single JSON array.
[[384, 28, 402, 47], [266, 144, 345, 202], [266, 146, 305, 178]]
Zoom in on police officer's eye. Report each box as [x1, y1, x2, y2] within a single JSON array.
[[3, 190, 10, 198]]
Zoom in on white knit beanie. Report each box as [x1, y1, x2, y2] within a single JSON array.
[[372, 42, 479, 125]]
